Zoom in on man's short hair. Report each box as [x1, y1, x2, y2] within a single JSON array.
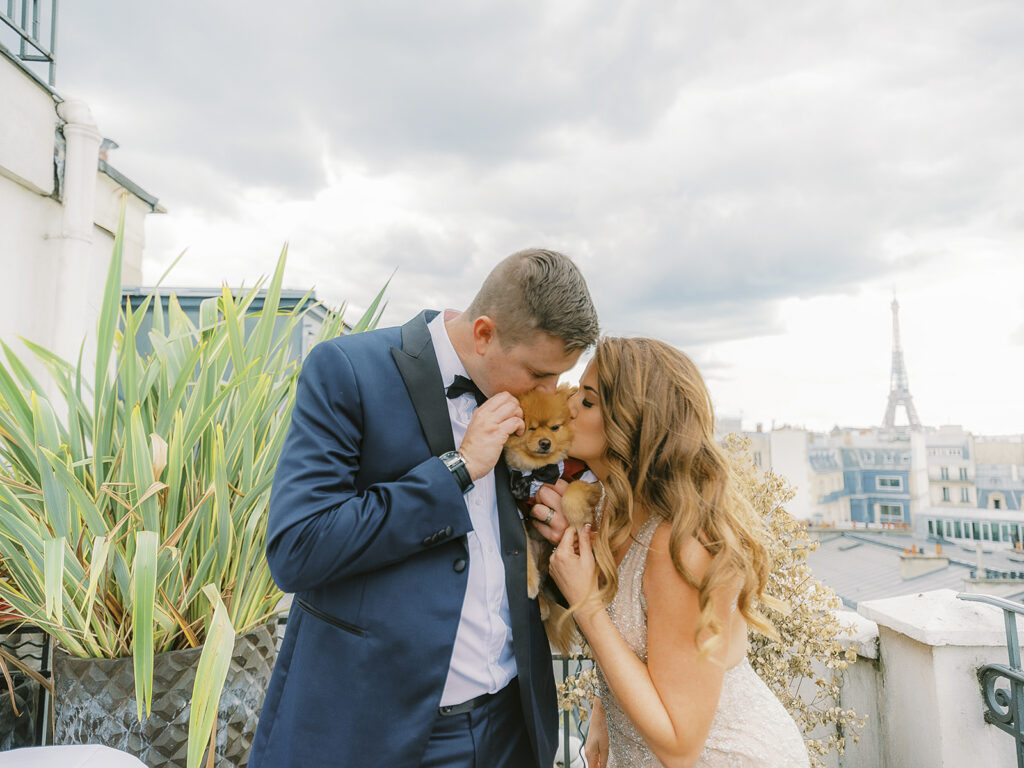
[[466, 249, 599, 352]]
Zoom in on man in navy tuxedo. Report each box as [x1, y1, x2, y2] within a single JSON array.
[[249, 249, 599, 768]]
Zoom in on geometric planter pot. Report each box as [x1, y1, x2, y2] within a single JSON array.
[[0, 626, 49, 750], [51, 622, 277, 767]]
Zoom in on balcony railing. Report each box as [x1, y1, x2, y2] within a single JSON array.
[[957, 592, 1024, 768], [0, 0, 58, 86]]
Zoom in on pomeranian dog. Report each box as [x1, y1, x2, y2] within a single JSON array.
[[503, 385, 603, 652]]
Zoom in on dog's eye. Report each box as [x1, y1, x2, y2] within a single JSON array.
[[551, 425, 560, 431], [528, 426, 537, 431]]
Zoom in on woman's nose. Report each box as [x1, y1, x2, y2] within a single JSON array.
[[568, 396, 579, 419]]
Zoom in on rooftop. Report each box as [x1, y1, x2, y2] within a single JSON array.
[[806, 527, 1024, 608]]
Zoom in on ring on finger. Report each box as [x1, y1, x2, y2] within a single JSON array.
[[539, 506, 554, 525]]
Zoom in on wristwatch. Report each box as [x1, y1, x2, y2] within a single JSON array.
[[440, 450, 474, 494]]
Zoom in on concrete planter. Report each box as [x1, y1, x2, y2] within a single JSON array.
[[51, 622, 276, 767]]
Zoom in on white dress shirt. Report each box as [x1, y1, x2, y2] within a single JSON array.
[[428, 311, 517, 705]]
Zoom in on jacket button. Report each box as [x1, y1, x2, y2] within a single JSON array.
[[444, 525, 453, 537], [421, 536, 432, 547], [453, 558, 467, 573]]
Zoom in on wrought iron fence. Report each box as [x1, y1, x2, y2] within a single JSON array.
[[554, 653, 592, 767], [0, 0, 58, 86], [957, 592, 1024, 768]]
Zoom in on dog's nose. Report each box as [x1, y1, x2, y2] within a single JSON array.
[[538, 438, 551, 452]]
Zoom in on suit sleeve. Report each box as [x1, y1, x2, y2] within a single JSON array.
[[265, 340, 471, 593]]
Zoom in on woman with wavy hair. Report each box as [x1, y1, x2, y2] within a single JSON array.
[[548, 337, 808, 768]]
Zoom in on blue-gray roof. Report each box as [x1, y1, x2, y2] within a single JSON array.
[[803, 530, 1024, 608]]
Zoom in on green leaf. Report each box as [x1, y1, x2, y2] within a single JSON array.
[[83, 535, 112, 632], [132, 530, 158, 720], [43, 537, 65, 625], [349, 275, 391, 334], [187, 584, 235, 768], [94, 195, 127, 478]]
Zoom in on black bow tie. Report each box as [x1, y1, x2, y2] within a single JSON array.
[[531, 463, 561, 485], [446, 374, 487, 406], [509, 463, 561, 500]]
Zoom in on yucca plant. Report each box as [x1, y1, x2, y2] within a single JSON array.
[[0, 198, 386, 767]]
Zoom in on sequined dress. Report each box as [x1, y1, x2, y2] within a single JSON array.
[[594, 517, 810, 767]]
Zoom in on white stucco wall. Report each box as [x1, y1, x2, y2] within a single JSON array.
[[0, 53, 55, 194], [1, 56, 152, 376], [858, 589, 1020, 767]]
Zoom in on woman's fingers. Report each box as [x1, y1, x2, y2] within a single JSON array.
[[556, 524, 576, 554]]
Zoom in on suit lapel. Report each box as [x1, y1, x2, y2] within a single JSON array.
[[393, 310, 532, 665], [390, 310, 456, 458], [495, 457, 532, 668]]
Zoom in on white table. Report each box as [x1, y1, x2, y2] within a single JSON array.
[[0, 745, 148, 767]]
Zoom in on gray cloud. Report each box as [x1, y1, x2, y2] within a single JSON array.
[[57, 0, 1024, 354]]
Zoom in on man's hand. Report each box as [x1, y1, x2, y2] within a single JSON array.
[[529, 479, 570, 544], [458, 392, 525, 481]]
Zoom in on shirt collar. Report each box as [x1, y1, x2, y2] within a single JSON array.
[[427, 309, 470, 389]]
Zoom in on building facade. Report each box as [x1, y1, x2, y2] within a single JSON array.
[[1, 22, 161, 377]]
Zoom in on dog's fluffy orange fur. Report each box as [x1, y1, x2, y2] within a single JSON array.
[[504, 385, 603, 653]]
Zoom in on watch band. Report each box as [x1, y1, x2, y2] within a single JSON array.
[[440, 450, 474, 494]]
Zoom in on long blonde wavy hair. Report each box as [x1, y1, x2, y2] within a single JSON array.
[[582, 337, 779, 651]]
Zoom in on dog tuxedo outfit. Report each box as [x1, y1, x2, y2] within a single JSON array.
[[509, 458, 598, 508]]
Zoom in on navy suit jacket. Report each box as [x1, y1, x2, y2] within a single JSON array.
[[248, 311, 558, 768]]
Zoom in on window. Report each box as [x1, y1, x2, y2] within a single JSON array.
[[879, 503, 903, 521], [878, 476, 903, 490], [992, 524, 1001, 542], [959, 467, 968, 481], [961, 487, 970, 503], [955, 521, 963, 538], [928, 520, 935, 535], [942, 487, 951, 502], [973, 522, 981, 540], [940, 467, 949, 481], [995, 498, 1003, 510], [753, 452, 762, 467]]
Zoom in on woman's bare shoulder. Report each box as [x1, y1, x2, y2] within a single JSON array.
[[647, 521, 711, 577], [644, 521, 711, 600]]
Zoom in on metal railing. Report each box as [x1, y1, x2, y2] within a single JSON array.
[[957, 593, 1024, 768], [0, 0, 58, 86], [554, 654, 592, 768]]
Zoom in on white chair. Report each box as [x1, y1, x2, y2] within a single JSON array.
[[0, 745, 148, 767]]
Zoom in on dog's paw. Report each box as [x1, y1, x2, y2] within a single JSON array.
[[562, 480, 602, 529]]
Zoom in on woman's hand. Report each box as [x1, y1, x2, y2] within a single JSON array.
[[549, 524, 600, 618], [530, 479, 570, 545], [585, 697, 609, 768]]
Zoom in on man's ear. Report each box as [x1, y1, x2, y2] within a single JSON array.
[[472, 316, 498, 355]]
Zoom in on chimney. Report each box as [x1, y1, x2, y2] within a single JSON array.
[[900, 549, 949, 580]]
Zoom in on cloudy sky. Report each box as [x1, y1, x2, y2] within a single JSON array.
[[55, 1, 1024, 435]]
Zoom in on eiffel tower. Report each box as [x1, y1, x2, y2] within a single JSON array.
[[882, 297, 922, 430]]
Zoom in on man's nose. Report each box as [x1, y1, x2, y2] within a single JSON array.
[[534, 380, 558, 394]]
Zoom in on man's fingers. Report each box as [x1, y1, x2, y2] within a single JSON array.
[[498, 416, 526, 439], [479, 392, 522, 416]]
